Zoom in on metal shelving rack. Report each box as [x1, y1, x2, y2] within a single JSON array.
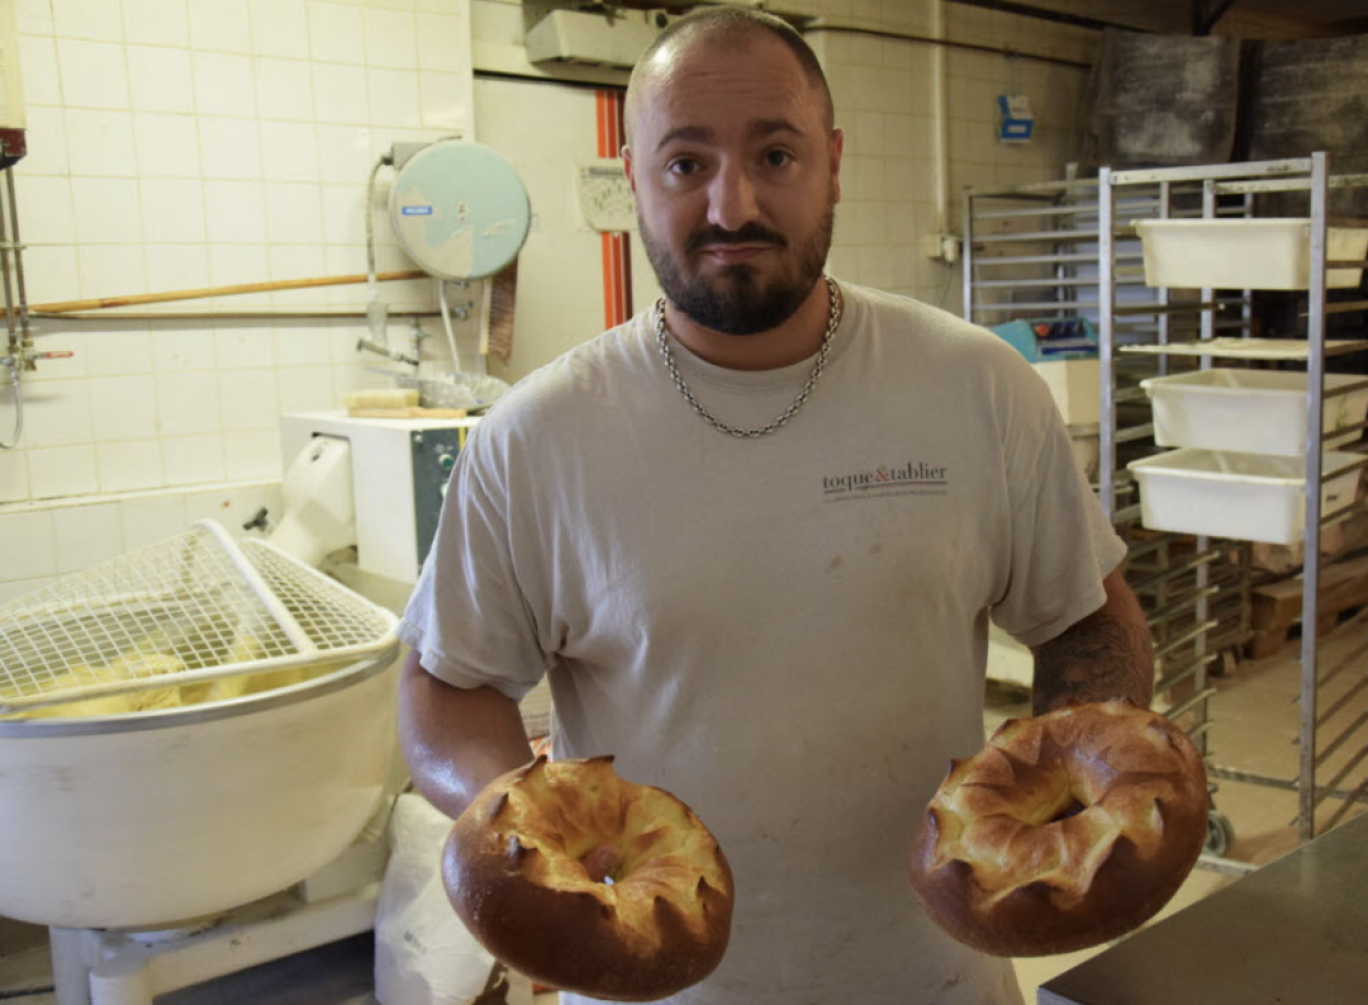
[[962, 174, 1102, 328], [963, 175, 1254, 863], [1099, 152, 1368, 848]]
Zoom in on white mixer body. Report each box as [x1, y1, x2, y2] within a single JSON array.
[[268, 434, 358, 568], [0, 650, 398, 930]]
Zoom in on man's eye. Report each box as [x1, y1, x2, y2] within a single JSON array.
[[668, 158, 700, 176], [764, 149, 793, 168]]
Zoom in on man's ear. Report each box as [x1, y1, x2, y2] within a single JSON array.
[[621, 145, 637, 195], [829, 128, 845, 205]]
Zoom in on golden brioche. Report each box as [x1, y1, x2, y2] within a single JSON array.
[[443, 755, 733, 1000], [909, 701, 1208, 957]]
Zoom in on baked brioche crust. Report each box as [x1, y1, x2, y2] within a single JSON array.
[[909, 701, 1208, 957], [444, 756, 734, 1000]]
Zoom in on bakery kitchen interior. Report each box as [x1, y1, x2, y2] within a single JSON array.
[[2, 0, 1368, 1002]]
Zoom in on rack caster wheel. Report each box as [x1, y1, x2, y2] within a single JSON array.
[[1206, 809, 1236, 857]]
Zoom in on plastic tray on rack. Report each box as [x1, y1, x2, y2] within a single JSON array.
[[1133, 218, 1368, 290], [1128, 448, 1364, 546], [1121, 337, 1368, 361], [1141, 368, 1368, 456]]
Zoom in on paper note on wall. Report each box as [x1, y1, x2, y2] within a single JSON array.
[[577, 160, 636, 232]]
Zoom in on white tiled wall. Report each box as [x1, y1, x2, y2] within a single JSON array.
[[473, 75, 657, 370], [1, 0, 477, 598], [1, 0, 1158, 600], [0, 482, 284, 604], [801, 0, 1099, 310]]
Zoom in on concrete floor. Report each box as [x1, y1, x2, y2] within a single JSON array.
[[2, 617, 1364, 1005]]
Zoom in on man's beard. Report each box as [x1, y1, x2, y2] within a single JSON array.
[[639, 206, 835, 336]]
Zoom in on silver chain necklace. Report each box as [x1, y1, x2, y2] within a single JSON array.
[[653, 277, 842, 439]]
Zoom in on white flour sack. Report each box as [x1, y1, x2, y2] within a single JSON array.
[[375, 792, 534, 1005]]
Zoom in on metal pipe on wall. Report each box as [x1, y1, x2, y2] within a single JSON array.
[[30, 269, 429, 316], [931, 0, 952, 242], [1, 166, 26, 449]]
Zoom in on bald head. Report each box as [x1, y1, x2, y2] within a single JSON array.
[[624, 7, 834, 145]]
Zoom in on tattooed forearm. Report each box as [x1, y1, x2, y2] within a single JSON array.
[[1030, 571, 1154, 715]]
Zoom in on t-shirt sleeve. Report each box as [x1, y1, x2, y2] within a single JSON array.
[[988, 355, 1128, 648], [396, 427, 550, 703]]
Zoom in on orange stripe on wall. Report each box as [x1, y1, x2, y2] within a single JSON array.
[[611, 235, 622, 325], [596, 91, 611, 327], [606, 233, 618, 325], [596, 90, 633, 329], [608, 89, 621, 155], [619, 232, 633, 321], [614, 233, 627, 325], [601, 232, 615, 326], [619, 235, 631, 324], [612, 92, 632, 323], [615, 235, 624, 319], [597, 91, 611, 159]]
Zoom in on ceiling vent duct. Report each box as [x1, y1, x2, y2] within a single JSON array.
[[525, 8, 675, 69]]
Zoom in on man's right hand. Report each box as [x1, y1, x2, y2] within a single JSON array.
[[580, 843, 622, 883]]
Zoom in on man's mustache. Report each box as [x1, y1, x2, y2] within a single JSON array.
[[686, 224, 787, 252]]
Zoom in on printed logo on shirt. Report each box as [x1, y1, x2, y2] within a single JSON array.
[[822, 461, 949, 503]]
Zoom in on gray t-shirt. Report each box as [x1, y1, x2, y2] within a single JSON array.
[[399, 280, 1125, 1004]]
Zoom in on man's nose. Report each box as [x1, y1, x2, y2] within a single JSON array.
[[706, 161, 761, 233]]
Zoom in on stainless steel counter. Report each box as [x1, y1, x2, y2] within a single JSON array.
[[1038, 812, 1368, 1004]]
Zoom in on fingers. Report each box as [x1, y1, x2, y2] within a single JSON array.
[[581, 843, 622, 883]]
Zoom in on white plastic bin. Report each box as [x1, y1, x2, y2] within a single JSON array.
[[1133, 219, 1368, 290], [1034, 358, 1100, 427], [1140, 368, 1368, 456], [1128, 448, 1363, 545]]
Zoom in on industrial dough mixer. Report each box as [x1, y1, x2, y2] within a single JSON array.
[[0, 519, 402, 1003]]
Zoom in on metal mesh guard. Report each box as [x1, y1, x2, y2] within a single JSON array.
[[0, 520, 397, 711]]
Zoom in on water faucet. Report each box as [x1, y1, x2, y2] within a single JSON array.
[[355, 336, 419, 367]]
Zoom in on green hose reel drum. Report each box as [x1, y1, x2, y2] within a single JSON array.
[[389, 139, 532, 282]]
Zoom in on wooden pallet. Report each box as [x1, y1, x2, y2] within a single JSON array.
[[1246, 553, 1368, 659]]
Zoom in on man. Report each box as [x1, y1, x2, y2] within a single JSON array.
[[398, 7, 1154, 1003]]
